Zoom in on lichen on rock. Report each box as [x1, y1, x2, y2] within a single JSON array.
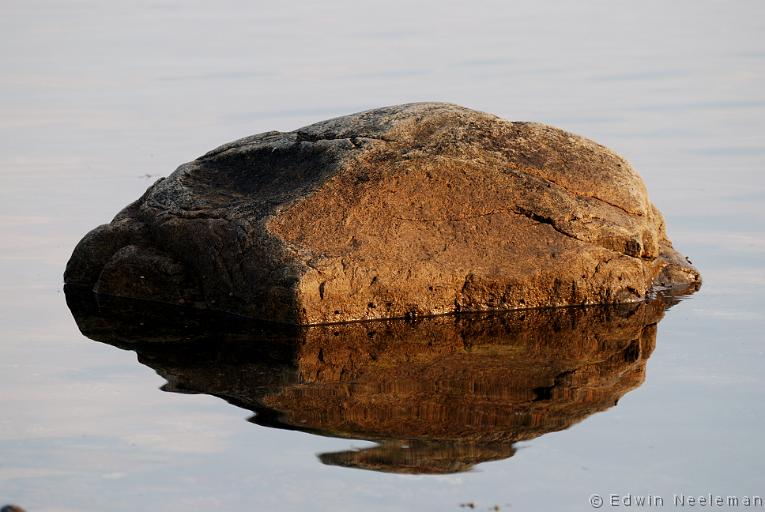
[[64, 103, 700, 324]]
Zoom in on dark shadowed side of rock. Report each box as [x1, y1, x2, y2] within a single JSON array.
[[65, 103, 700, 324]]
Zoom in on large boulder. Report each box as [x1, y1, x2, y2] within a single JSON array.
[[65, 103, 700, 324]]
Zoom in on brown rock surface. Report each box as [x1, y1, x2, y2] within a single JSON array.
[[64, 103, 700, 324], [65, 287, 673, 474]]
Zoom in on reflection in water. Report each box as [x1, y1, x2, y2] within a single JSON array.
[[65, 286, 680, 474]]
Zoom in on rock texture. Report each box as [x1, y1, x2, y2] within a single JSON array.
[[65, 103, 700, 324], [65, 287, 672, 474]]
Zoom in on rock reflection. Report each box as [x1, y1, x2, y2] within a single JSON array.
[[65, 286, 678, 474]]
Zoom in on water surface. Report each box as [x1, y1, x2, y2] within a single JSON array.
[[2, 1, 764, 510]]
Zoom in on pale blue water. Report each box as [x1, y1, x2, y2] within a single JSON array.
[[1, 1, 764, 510]]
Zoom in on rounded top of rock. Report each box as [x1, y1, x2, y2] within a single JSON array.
[[198, 102, 648, 216]]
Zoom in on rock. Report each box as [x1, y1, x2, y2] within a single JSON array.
[[1, 506, 26, 512], [64, 103, 700, 324], [65, 287, 673, 473]]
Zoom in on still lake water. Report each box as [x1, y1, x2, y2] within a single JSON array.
[[2, 1, 764, 510]]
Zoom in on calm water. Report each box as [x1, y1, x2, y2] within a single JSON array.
[[2, 1, 764, 510]]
